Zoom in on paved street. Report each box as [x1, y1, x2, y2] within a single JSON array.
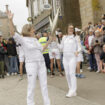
[[0, 66, 105, 105]]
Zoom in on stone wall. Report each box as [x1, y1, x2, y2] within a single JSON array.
[[99, 0, 105, 14], [0, 17, 10, 38], [79, 0, 94, 28], [58, 0, 82, 33], [27, 0, 105, 33], [79, 0, 105, 28]]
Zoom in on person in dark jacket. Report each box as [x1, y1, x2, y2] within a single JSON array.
[[100, 44, 105, 73], [0, 34, 6, 78], [7, 38, 18, 75]]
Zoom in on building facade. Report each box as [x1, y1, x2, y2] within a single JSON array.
[[79, 0, 105, 28], [0, 11, 10, 38], [26, 0, 105, 33], [26, 0, 51, 31]]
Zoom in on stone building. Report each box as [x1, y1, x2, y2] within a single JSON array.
[[26, 0, 105, 33], [79, 0, 105, 28], [0, 10, 10, 38]]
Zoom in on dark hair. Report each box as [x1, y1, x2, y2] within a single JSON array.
[[103, 36, 105, 43], [103, 27, 105, 31], [8, 38, 14, 41], [88, 22, 92, 25], [102, 18, 105, 21]]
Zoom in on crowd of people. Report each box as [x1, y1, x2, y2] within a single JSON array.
[[0, 9, 105, 105], [0, 16, 105, 79]]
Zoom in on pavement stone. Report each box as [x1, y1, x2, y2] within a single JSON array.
[[0, 75, 101, 105]]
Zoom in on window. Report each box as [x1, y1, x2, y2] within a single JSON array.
[[53, 0, 62, 16], [34, 0, 38, 17]]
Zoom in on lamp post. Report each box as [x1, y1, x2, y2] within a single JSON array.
[[5, 4, 9, 12], [30, 0, 34, 24]]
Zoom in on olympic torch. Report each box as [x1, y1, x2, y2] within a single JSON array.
[[49, 8, 60, 36]]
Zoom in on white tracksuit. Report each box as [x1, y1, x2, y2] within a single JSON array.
[[60, 35, 81, 93], [13, 33, 50, 105]]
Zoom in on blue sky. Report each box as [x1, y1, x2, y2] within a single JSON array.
[[0, 0, 28, 32]]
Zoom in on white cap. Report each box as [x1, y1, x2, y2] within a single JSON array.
[[75, 28, 81, 32]]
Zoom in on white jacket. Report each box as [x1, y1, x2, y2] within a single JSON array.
[[60, 35, 81, 56], [13, 33, 44, 63]]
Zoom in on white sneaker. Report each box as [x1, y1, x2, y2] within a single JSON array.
[[14, 73, 18, 75], [96, 70, 100, 73], [80, 69, 83, 73], [66, 91, 77, 98], [11, 73, 15, 76], [7, 73, 10, 76]]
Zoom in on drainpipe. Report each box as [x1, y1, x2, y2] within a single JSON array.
[[30, 0, 34, 24]]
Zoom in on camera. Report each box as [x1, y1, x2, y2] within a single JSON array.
[[96, 40, 99, 43]]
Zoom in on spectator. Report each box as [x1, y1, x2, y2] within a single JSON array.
[[88, 22, 94, 30], [91, 30, 103, 73], [75, 28, 85, 78], [48, 36, 64, 77], [7, 38, 18, 75], [100, 44, 105, 73], [0, 34, 6, 78], [57, 31, 64, 71], [102, 26, 105, 44], [88, 29, 97, 72], [39, 30, 51, 73], [97, 21, 103, 32]]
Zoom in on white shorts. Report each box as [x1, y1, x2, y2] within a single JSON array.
[[77, 53, 84, 62], [49, 51, 61, 59], [18, 46, 25, 62], [19, 57, 24, 62], [19, 52, 25, 62]]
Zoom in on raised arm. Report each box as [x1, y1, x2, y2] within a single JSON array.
[[7, 10, 15, 36]]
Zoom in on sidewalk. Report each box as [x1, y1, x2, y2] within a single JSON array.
[[0, 76, 100, 105]]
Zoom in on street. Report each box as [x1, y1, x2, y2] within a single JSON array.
[[0, 66, 105, 105]]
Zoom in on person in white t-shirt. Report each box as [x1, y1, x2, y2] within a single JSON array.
[[7, 10, 51, 105], [75, 28, 85, 78], [88, 29, 97, 71]]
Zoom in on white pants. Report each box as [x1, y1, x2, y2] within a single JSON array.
[[49, 51, 60, 59], [63, 54, 77, 93], [25, 61, 50, 105]]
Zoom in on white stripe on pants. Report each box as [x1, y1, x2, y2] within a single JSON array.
[[63, 55, 77, 93], [26, 61, 50, 105]]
